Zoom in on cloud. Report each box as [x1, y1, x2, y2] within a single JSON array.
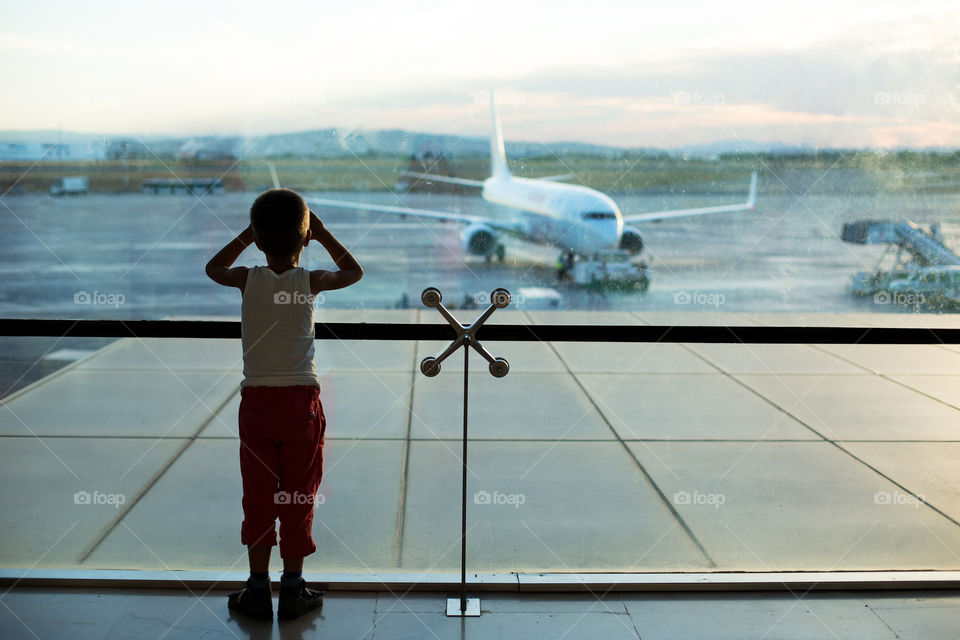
[[515, 43, 958, 120]]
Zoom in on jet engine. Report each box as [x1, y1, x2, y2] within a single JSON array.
[[619, 227, 644, 255], [460, 223, 499, 256]]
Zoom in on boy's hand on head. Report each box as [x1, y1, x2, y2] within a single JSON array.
[[307, 209, 363, 294], [205, 224, 255, 290], [309, 210, 325, 236]]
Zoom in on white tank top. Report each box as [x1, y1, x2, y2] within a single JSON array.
[[240, 266, 320, 389]]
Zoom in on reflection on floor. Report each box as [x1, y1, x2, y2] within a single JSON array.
[[1, 310, 959, 574], [2, 586, 959, 639]]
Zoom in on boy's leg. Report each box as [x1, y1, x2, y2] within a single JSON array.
[[275, 388, 326, 561], [248, 544, 272, 574], [229, 387, 282, 620], [238, 388, 281, 553], [274, 387, 326, 620], [278, 558, 323, 621], [228, 543, 274, 620]]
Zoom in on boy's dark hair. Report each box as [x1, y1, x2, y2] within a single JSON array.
[[250, 189, 309, 259]]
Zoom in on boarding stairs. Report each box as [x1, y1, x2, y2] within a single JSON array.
[[842, 220, 960, 266]]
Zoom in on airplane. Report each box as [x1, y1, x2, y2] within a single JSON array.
[[291, 97, 758, 285]]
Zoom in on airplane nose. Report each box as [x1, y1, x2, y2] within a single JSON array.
[[606, 221, 619, 247]]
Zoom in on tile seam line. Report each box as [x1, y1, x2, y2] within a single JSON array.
[[675, 342, 833, 441], [75, 383, 242, 564], [831, 440, 960, 529], [527, 311, 717, 569], [393, 314, 419, 568], [808, 344, 960, 413], [683, 343, 960, 530]]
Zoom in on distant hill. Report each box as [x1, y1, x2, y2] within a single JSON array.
[[247, 128, 628, 159], [674, 140, 816, 157], [0, 128, 953, 162]]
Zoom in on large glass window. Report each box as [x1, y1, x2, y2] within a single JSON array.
[[1, 335, 957, 573], [1, 2, 958, 578]]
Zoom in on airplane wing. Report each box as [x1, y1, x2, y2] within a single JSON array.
[[623, 172, 758, 223], [269, 162, 524, 236], [401, 171, 485, 188], [403, 170, 572, 185], [304, 195, 526, 235]]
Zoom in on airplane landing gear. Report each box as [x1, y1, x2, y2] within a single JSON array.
[[486, 244, 506, 263], [557, 251, 574, 281]]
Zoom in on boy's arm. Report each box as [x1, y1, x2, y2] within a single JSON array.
[[308, 211, 363, 294], [205, 225, 253, 289]]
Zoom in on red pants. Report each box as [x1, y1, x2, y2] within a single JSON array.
[[238, 385, 325, 558]]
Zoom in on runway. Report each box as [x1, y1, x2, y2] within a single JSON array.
[[1, 173, 958, 319]]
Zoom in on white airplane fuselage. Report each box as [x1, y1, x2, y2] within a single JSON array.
[[481, 175, 624, 255]]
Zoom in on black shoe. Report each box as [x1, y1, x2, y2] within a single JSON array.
[[277, 578, 324, 620], [227, 580, 273, 621]]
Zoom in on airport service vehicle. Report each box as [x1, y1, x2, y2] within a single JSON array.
[[886, 266, 960, 304], [141, 177, 224, 195], [843, 219, 960, 306], [570, 250, 649, 288], [49, 176, 88, 195], [297, 97, 758, 288]]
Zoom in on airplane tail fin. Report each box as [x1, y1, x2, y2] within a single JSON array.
[[489, 92, 511, 179], [747, 171, 758, 210], [268, 162, 281, 189]]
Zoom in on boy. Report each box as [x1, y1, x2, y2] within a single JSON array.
[[205, 188, 363, 621]]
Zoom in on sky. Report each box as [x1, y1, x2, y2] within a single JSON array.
[[0, 0, 958, 148]]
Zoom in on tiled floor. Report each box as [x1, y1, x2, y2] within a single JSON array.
[[1, 310, 959, 577], [1, 586, 959, 639]]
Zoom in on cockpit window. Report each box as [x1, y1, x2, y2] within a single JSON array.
[[582, 212, 616, 220]]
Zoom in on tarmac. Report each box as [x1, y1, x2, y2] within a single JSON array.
[[1, 309, 959, 576]]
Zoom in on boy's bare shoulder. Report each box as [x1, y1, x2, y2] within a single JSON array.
[[308, 267, 362, 295], [207, 264, 249, 290]]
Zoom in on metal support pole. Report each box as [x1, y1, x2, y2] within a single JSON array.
[[460, 344, 468, 614], [419, 288, 510, 618]]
